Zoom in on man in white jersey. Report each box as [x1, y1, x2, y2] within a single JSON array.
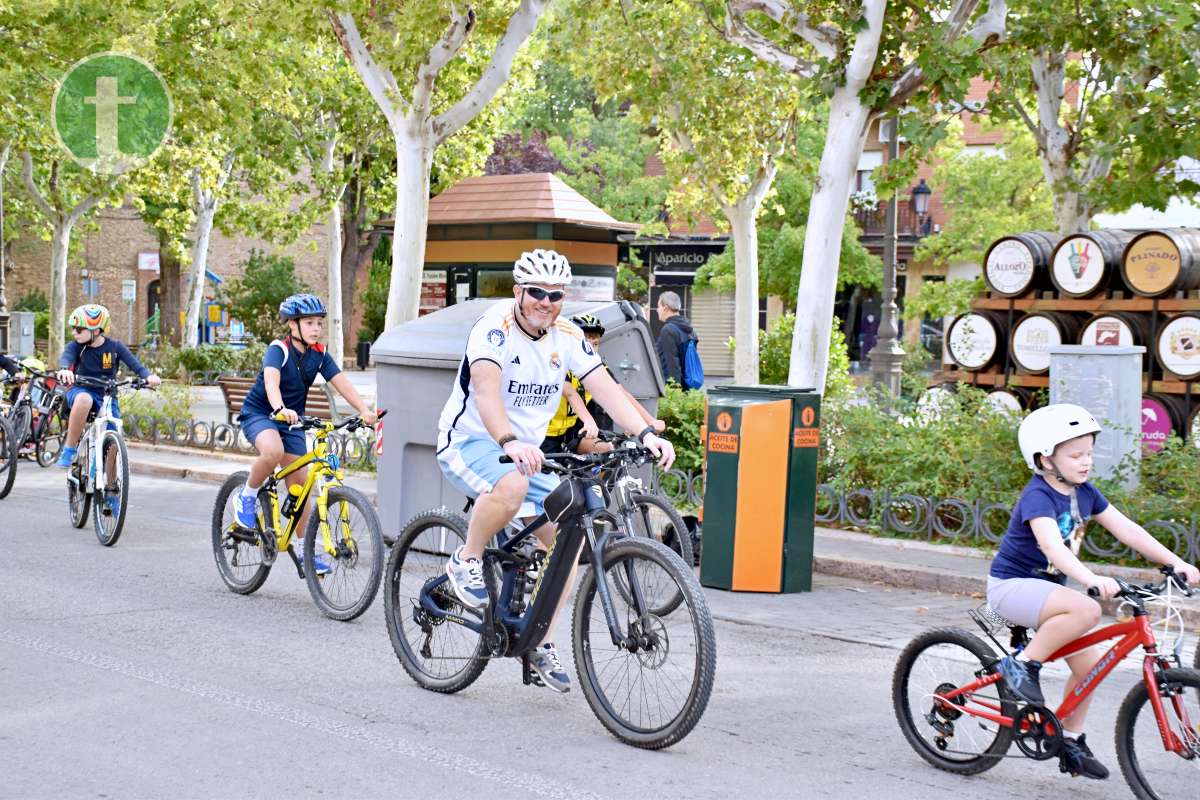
[[436, 248, 676, 692]]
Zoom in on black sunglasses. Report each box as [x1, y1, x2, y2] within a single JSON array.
[[524, 286, 565, 303], [73, 326, 90, 333]]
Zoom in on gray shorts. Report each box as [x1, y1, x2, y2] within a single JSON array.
[[986, 576, 1061, 629]]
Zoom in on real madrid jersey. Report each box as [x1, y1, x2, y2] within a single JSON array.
[[437, 301, 603, 453]]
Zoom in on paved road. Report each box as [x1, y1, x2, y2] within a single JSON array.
[[1, 466, 1149, 799]]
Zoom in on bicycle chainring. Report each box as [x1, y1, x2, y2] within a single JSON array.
[[1013, 704, 1062, 761]]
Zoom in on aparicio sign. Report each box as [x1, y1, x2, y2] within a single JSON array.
[[648, 247, 720, 273]]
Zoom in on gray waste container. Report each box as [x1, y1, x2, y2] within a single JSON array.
[[372, 298, 665, 537]]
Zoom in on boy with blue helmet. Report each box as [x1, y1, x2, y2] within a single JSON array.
[[234, 294, 375, 575]]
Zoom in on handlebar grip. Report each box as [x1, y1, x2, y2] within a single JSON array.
[[1087, 587, 1100, 598], [376, 409, 388, 420], [499, 455, 512, 464]]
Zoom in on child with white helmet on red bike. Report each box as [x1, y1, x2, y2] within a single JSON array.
[[989, 403, 1200, 780]]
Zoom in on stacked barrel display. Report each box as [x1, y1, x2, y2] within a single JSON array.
[[939, 227, 1200, 450]]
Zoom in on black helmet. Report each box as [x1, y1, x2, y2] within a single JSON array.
[[571, 313, 604, 335]]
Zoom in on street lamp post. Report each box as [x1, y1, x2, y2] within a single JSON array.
[[869, 117, 906, 401]]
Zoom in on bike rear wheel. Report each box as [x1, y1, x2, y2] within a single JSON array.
[[10, 403, 32, 453], [304, 486, 384, 621], [573, 537, 715, 749], [67, 437, 91, 528], [892, 627, 1015, 775], [622, 492, 692, 615], [0, 416, 16, 499], [383, 509, 489, 693], [92, 430, 129, 546], [211, 471, 272, 594], [1115, 666, 1200, 800]]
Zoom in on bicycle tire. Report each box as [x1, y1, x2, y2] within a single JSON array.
[[34, 407, 66, 468], [68, 438, 91, 528], [1114, 666, 1200, 800], [211, 471, 272, 594], [572, 537, 715, 749], [892, 627, 1015, 775], [304, 485, 384, 621], [0, 416, 16, 499], [92, 430, 129, 546], [383, 509, 489, 693], [10, 402, 33, 450]]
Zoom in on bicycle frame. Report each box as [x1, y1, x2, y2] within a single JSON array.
[[417, 478, 646, 658], [69, 389, 123, 493], [938, 612, 1195, 755], [253, 425, 351, 559]]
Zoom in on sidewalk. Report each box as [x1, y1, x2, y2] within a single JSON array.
[[126, 442, 1200, 630]]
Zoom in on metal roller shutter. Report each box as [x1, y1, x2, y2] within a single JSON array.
[[691, 290, 735, 377]]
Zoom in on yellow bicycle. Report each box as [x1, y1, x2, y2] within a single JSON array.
[[211, 412, 385, 621]]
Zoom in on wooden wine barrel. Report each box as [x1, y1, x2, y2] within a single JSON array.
[[1154, 312, 1200, 378], [946, 311, 1007, 371], [1141, 393, 1186, 452], [982, 232, 1060, 297], [917, 383, 957, 420], [1009, 311, 1084, 374], [1078, 312, 1153, 348], [1050, 229, 1136, 297], [1121, 228, 1200, 297], [985, 386, 1033, 414]]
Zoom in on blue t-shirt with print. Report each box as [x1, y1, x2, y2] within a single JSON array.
[[990, 475, 1109, 582], [59, 338, 150, 380], [242, 338, 340, 416]]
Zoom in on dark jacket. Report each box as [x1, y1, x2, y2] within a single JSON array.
[[0, 353, 20, 377], [656, 315, 695, 386]]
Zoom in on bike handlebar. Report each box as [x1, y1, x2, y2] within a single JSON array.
[[69, 375, 151, 392], [1087, 566, 1193, 601], [500, 442, 656, 474], [274, 408, 387, 432]]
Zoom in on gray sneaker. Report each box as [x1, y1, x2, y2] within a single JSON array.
[[445, 546, 489, 608], [529, 642, 571, 693]]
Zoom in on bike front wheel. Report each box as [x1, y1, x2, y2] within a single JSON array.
[[0, 416, 16, 499], [92, 430, 129, 546], [211, 471, 273, 594], [1115, 666, 1200, 800], [892, 627, 1015, 775], [572, 537, 715, 749], [304, 485, 384, 621], [383, 509, 489, 694]]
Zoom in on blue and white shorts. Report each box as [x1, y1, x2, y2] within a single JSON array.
[[438, 436, 560, 519]]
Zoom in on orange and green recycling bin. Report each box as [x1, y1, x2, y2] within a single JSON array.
[[699, 385, 820, 593]]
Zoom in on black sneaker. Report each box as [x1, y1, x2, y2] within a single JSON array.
[[1059, 734, 1110, 780], [997, 655, 1045, 705]]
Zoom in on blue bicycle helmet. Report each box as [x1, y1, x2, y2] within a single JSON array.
[[278, 293, 327, 321]]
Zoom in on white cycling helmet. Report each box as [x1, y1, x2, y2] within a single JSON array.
[[513, 249, 572, 286], [1018, 403, 1101, 472]]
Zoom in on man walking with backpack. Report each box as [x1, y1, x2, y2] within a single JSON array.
[[655, 291, 703, 389]]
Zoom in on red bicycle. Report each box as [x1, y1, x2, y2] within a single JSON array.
[[893, 568, 1198, 799]]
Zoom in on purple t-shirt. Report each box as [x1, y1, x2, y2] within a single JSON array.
[[990, 475, 1109, 582]]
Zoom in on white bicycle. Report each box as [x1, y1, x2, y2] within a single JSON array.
[[66, 375, 149, 546]]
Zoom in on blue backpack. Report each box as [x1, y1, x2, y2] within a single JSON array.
[[681, 334, 704, 390]]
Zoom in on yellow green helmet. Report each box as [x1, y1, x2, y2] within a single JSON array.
[[68, 304, 110, 332]]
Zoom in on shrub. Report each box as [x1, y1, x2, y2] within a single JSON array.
[[121, 381, 194, 424], [220, 250, 308, 342], [657, 381, 706, 475]]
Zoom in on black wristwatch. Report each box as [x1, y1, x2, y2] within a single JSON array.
[[272, 405, 285, 416], [636, 425, 656, 444]]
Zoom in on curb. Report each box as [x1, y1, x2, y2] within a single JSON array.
[[127, 454, 379, 503], [813, 553, 1200, 627]]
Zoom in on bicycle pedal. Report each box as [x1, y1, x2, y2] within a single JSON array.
[[521, 654, 542, 687]]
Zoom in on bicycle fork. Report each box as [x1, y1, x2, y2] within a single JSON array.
[[587, 519, 656, 652]]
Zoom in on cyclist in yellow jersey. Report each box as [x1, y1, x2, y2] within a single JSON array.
[[541, 314, 663, 456]]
